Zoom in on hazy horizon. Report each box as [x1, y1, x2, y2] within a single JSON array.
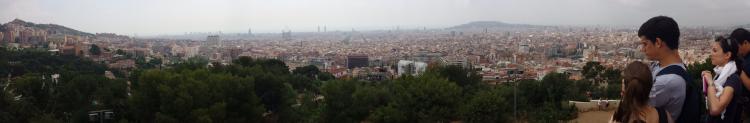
[[2, 0, 749, 36]]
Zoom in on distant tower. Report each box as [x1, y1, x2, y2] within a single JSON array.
[[324, 26, 327, 32], [282, 30, 292, 41], [207, 35, 221, 47], [519, 43, 530, 54], [317, 26, 321, 32], [248, 28, 253, 36]]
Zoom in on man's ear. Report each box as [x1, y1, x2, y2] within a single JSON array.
[[655, 37, 663, 48]]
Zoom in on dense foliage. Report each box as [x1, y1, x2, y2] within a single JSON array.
[[0, 48, 716, 123]]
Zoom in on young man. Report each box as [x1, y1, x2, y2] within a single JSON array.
[[729, 28, 750, 122], [638, 16, 700, 122], [731, 28, 750, 90]]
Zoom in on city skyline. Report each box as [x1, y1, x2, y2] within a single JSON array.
[[2, 0, 749, 36], [3, 1, 748, 122]]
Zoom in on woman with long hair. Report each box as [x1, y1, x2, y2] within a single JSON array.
[[611, 61, 673, 123], [702, 36, 745, 123]]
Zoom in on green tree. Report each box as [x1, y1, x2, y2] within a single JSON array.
[[383, 74, 462, 123], [320, 80, 359, 123], [319, 79, 389, 123], [687, 58, 713, 82], [318, 72, 335, 81], [89, 44, 101, 56], [128, 69, 264, 122], [428, 65, 482, 93], [459, 87, 512, 123], [581, 61, 622, 99], [136, 58, 162, 69], [289, 74, 320, 93], [293, 65, 321, 79], [7, 72, 128, 122], [582, 61, 605, 81], [370, 105, 406, 123], [293, 92, 324, 123], [28, 114, 62, 123], [540, 72, 577, 104], [115, 49, 125, 55], [515, 72, 582, 122], [0, 48, 106, 77], [0, 48, 127, 122], [686, 58, 712, 119]]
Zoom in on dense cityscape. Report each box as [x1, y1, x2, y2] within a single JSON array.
[[0, 18, 745, 122], [0, 19, 729, 82], [2, 0, 750, 122]]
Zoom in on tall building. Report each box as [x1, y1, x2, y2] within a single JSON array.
[[185, 46, 200, 59], [282, 30, 292, 41], [347, 55, 369, 69], [443, 57, 470, 69], [309, 57, 329, 70], [60, 39, 82, 56], [19, 29, 32, 44], [229, 46, 242, 60], [13, 29, 48, 47], [248, 28, 253, 36], [412, 51, 443, 62], [47, 34, 66, 50], [4, 31, 15, 43], [206, 35, 221, 47], [519, 44, 530, 54], [397, 60, 427, 76]]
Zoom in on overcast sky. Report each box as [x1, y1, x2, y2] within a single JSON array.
[[1, 0, 749, 36]]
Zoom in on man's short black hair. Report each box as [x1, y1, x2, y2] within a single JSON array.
[[638, 16, 680, 50], [730, 28, 750, 44]]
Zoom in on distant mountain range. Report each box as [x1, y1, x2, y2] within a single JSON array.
[[1, 19, 94, 37], [447, 21, 545, 30]]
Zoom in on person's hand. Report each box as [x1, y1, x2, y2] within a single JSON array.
[[702, 70, 715, 88], [702, 71, 713, 82]]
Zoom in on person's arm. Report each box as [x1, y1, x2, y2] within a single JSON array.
[[740, 71, 750, 91], [649, 76, 673, 107], [702, 71, 735, 116], [666, 111, 674, 123], [707, 85, 734, 116]]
